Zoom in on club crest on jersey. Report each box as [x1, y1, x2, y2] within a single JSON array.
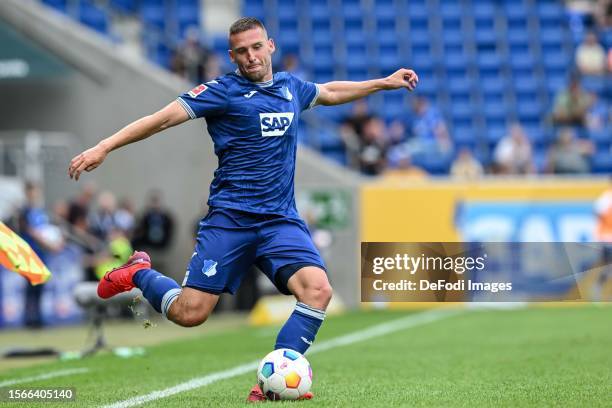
[[188, 84, 207, 98], [259, 112, 294, 137]]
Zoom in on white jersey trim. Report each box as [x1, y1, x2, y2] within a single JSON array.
[[308, 84, 321, 110], [176, 97, 197, 120]]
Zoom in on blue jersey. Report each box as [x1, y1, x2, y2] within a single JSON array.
[[177, 71, 319, 217]]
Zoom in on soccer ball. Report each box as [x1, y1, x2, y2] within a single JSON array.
[[257, 348, 312, 400]]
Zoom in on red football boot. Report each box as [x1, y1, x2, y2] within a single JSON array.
[[298, 392, 314, 400], [246, 385, 267, 403], [246, 384, 314, 402], [97, 251, 151, 299]]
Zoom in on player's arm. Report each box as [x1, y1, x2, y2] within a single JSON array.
[[68, 100, 189, 180], [315, 68, 418, 106]]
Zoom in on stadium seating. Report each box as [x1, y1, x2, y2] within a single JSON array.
[[36, 0, 610, 175]]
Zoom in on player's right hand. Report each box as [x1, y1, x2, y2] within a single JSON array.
[[68, 143, 108, 181]]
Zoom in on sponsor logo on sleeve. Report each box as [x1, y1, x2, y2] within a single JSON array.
[[188, 84, 208, 98]]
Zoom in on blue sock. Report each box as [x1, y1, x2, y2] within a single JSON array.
[[275, 302, 325, 354], [133, 269, 181, 317]]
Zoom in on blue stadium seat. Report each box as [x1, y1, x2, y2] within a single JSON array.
[[375, 0, 396, 21], [504, 5, 528, 29], [603, 29, 612, 48], [481, 78, 505, 94], [110, 0, 137, 14], [411, 152, 453, 175], [475, 29, 497, 46], [323, 149, 348, 166], [440, 3, 462, 20], [507, 28, 529, 46], [474, 3, 496, 19], [449, 90, 472, 105], [243, 3, 265, 20], [379, 53, 399, 72], [485, 125, 507, 144], [589, 127, 611, 148], [516, 101, 543, 124], [581, 76, 606, 95], [453, 127, 478, 150], [448, 77, 474, 94], [443, 29, 467, 50], [591, 153, 612, 174], [537, 3, 565, 26], [79, 2, 110, 34], [278, 3, 298, 24], [482, 92, 504, 106], [175, 5, 200, 38], [514, 76, 539, 93], [42, 0, 67, 12], [318, 128, 345, 150], [141, 4, 165, 30], [542, 51, 571, 72]]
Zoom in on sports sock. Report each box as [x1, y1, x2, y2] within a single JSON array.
[[274, 302, 325, 354], [133, 269, 181, 317]]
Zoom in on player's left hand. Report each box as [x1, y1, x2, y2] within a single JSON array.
[[384, 68, 419, 91]]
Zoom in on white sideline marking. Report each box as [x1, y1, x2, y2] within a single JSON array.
[[0, 368, 90, 387], [102, 309, 461, 408]]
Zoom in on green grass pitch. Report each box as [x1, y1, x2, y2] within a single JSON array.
[[1, 305, 610, 407]]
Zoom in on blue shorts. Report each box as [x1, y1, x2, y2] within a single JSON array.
[[183, 207, 326, 295]]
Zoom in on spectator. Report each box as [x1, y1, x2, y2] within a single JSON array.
[[89, 191, 119, 240], [586, 94, 610, 131], [407, 96, 452, 155], [133, 190, 175, 273], [595, 0, 612, 28], [576, 31, 607, 75], [340, 99, 374, 170], [67, 182, 96, 226], [171, 26, 212, 84], [493, 123, 535, 174], [451, 148, 484, 179], [204, 53, 222, 81], [358, 117, 389, 176], [382, 155, 428, 180], [134, 190, 174, 250], [546, 128, 594, 174], [552, 76, 594, 126], [18, 181, 64, 328], [115, 197, 136, 238]]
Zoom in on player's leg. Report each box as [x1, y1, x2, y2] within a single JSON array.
[[274, 265, 332, 354], [98, 254, 219, 327], [256, 217, 331, 355], [165, 287, 219, 327], [98, 208, 256, 327]]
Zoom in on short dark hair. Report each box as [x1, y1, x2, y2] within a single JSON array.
[[229, 17, 267, 37]]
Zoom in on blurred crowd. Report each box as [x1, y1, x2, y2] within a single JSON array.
[[4, 182, 175, 328]]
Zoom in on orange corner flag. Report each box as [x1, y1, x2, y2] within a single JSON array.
[[0, 221, 52, 285]]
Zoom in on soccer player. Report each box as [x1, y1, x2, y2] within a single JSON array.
[[68, 17, 417, 401]]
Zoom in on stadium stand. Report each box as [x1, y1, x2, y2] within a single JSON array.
[[38, 0, 611, 175]]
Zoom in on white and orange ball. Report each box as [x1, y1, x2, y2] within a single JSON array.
[[257, 348, 312, 400]]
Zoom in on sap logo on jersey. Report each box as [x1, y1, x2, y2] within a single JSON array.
[[259, 112, 294, 137]]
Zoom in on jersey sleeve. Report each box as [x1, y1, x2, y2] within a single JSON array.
[[177, 80, 229, 119], [290, 74, 320, 111]]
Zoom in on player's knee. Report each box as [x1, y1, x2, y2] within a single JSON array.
[[173, 308, 210, 327], [169, 301, 211, 327], [302, 282, 333, 310]]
